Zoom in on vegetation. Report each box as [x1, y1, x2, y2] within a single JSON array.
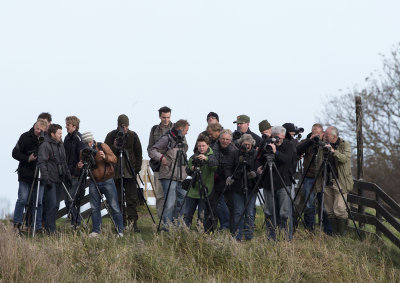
[[317, 43, 400, 202], [1, 208, 400, 282]]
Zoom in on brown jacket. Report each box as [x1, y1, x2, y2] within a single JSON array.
[[81, 143, 117, 183]]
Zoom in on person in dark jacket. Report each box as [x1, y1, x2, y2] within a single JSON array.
[[233, 115, 262, 149], [105, 114, 143, 232], [258, 126, 295, 241], [77, 132, 124, 238], [183, 134, 218, 229], [228, 134, 258, 241], [38, 124, 72, 234], [63, 116, 85, 227], [147, 106, 174, 218], [296, 123, 332, 233], [12, 119, 48, 234], [210, 129, 237, 232]]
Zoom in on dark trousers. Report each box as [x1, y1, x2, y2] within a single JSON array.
[[44, 183, 63, 233], [114, 178, 138, 224]]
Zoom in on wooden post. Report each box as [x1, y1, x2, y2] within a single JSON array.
[[356, 95, 365, 227]]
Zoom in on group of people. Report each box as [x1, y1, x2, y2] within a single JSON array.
[[12, 107, 353, 241]]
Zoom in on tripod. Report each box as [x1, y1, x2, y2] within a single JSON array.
[[296, 149, 362, 239], [21, 166, 42, 237], [77, 161, 119, 233], [180, 163, 216, 232], [157, 141, 187, 232], [235, 151, 306, 237]]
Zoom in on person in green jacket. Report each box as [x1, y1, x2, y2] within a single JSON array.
[[183, 134, 218, 229], [315, 126, 353, 236]]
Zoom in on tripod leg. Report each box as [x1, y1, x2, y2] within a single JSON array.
[[328, 163, 362, 240], [61, 182, 88, 229], [21, 167, 39, 230], [32, 171, 42, 237]]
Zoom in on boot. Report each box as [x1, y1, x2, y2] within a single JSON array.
[[337, 218, 347, 236], [328, 217, 338, 235], [133, 221, 140, 233]]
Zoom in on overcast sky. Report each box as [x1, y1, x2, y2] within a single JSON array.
[[1, 0, 399, 215]]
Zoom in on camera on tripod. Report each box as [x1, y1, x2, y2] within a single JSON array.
[[115, 126, 125, 149], [313, 136, 331, 155], [261, 135, 280, 153], [81, 146, 98, 167], [29, 131, 46, 157], [232, 130, 242, 140], [294, 126, 304, 140], [192, 155, 204, 168]]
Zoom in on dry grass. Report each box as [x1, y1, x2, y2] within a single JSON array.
[[1, 216, 400, 282]]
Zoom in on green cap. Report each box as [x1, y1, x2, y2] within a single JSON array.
[[233, 115, 250, 124], [259, 120, 272, 133]]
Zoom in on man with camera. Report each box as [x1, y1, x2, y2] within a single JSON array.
[[210, 129, 237, 232], [12, 118, 48, 235], [315, 126, 353, 236], [296, 123, 330, 232], [257, 126, 295, 240], [149, 119, 189, 227], [38, 123, 72, 234], [63, 116, 85, 228], [105, 114, 143, 232], [77, 132, 124, 238], [147, 106, 173, 219], [233, 115, 262, 148]]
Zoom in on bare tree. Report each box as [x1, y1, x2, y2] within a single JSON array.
[[317, 43, 400, 201]]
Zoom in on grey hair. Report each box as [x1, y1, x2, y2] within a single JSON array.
[[219, 129, 233, 139], [271, 126, 286, 136], [328, 126, 339, 137], [238, 133, 255, 146]]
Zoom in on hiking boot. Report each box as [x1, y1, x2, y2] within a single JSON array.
[[132, 221, 140, 233], [13, 224, 21, 237]]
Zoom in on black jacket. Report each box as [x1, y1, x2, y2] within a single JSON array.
[[212, 142, 238, 187], [37, 136, 71, 184], [105, 129, 143, 179], [229, 148, 258, 194], [259, 139, 295, 190], [12, 127, 41, 183], [64, 131, 85, 177], [297, 133, 319, 178]]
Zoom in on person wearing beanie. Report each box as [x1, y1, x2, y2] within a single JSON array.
[[78, 132, 124, 238], [64, 116, 86, 228], [207, 112, 219, 124], [259, 120, 272, 137], [105, 114, 143, 232]]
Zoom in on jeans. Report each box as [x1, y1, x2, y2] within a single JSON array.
[[89, 178, 124, 233], [233, 192, 257, 241], [13, 181, 44, 230], [206, 185, 230, 231], [264, 186, 292, 241], [216, 197, 230, 230], [182, 197, 207, 228], [44, 183, 63, 233], [303, 178, 316, 230], [160, 179, 185, 226]]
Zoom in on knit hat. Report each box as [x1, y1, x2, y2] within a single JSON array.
[[118, 114, 129, 127], [259, 120, 272, 133], [282, 123, 296, 133], [233, 115, 250, 124], [81, 132, 94, 143], [207, 112, 219, 122]]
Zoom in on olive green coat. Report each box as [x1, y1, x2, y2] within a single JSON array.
[[315, 138, 353, 193]]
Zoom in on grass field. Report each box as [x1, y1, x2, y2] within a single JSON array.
[[1, 207, 400, 282]]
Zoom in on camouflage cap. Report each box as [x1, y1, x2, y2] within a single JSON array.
[[259, 120, 272, 133], [233, 115, 250, 124]]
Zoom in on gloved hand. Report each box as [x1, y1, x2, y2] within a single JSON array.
[[226, 176, 234, 186], [247, 171, 257, 180]]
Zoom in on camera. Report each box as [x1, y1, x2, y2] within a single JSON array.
[[294, 126, 304, 140], [175, 130, 184, 144], [38, 130, 45, 144], [82, 146, 98, 167], [262, 135, 280, 153], [192, 154, 204, 168], [115, 126, 125, 149], [232, 130, 242, 140]]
